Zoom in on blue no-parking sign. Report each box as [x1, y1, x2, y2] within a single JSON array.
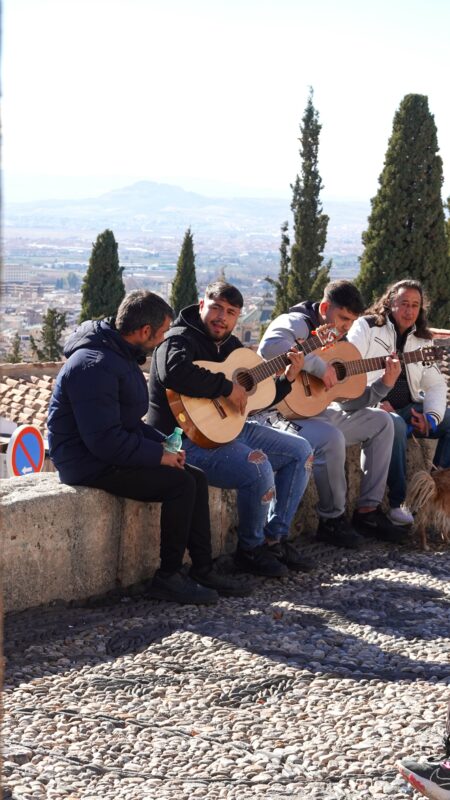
[[6, 425, 45, 477]]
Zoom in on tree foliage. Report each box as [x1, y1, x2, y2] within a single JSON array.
[[286, 89, 331, 307], [67, 272, 80, 291], [266, 221, 291, 318], [56, 273, 81, 291], [6, 332, 23, 363], [447, 198, 450, 260], [357, 94, 450, 327], [170, 228, 199, 314], [30, 308, 67, 362], [80, 229, 125, 322]]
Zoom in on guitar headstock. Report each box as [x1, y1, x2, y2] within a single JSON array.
[[312, 323, 343, 349], [421, 345, 444, 364]]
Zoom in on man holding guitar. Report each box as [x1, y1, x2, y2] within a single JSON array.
[[147, 281, 314, 578], [259, 280, 405, 547], [346, 279, 450, 526]]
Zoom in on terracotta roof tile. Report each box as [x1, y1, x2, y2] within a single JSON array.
[[0, 365, 58, 436]]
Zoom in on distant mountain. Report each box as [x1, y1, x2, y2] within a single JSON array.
[[4, 180, 370, 238]]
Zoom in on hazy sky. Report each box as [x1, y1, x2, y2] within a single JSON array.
[[4, 0, 450, 202]]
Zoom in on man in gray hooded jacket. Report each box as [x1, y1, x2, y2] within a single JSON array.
[[258, 280, 406, 548]]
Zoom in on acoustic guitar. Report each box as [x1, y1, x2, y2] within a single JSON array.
[[277, 341, 445, 420], [166, 325, 340, 448]]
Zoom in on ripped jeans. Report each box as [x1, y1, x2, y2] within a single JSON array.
[[183, 420, 313, 550]]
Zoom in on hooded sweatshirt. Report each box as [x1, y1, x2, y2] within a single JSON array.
[[258, 301, 328, 378], [147, 304, 293, 435], [48, 319, 165, 485]]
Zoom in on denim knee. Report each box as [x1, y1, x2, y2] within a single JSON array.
[[298, 438, 314, 463], [392, 413, 408, 441], [245, 449, 275, 492]]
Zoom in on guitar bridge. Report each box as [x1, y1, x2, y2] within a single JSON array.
[[212, 398, 228, 419], [301, 372, 312, 397]]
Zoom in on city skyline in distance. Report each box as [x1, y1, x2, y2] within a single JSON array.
[[3, 180, 369, 282]]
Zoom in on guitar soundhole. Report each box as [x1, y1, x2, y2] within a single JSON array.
[[236, 370, 255, 392], [334, 361, 347, 381]]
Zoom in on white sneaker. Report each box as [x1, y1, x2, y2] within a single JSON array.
[[388, 506, 414, 526]]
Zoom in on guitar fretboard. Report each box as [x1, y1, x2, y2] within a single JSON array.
[[343, 347, 441, 377], [245, 333, 332, 385]]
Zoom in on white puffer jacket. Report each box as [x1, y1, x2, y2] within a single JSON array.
[[347, 315, 447, 424]]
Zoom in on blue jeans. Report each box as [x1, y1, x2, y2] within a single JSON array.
[[388, 403, 450, 507], [183, 420, 313, 550]]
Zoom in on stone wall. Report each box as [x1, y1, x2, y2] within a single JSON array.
[[1, 439, 436, 613], [0, 474, 239, 613]]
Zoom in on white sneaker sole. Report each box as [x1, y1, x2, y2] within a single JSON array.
[[388, 512, 414, 526]]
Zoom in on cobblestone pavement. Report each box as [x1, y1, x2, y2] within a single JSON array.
[[3, 536, 450, 799]]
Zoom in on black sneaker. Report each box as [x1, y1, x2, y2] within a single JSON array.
[[397, 755, 450, 799], [189, 564, 253, 597], [148, 569, 219, 605], [234, 543, 289, 577], [268, 540, 313, 572], [316, 514, 363, 549], [352, 506, 408, 544]]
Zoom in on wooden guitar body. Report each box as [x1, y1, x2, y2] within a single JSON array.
[[166, 348, 277, 448], [277, 341, 367, 419]]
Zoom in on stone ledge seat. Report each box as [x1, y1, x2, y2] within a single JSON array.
[[0, 473, 239, 613], [0, 439, 437, 613]]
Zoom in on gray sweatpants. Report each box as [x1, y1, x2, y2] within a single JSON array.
[[271, 405, 394, 518]]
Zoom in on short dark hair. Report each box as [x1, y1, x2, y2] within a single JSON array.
[[323, 280, 365, 315], [366, 279, 432, 339], [115, 290, 174, 335], [204, 281, 244, 309]]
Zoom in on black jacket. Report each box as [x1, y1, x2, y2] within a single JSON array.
[[48, 319, 165, 485], [147, 304, 293, 435]]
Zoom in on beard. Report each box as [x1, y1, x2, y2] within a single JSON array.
[[205, 322, 229, 342]]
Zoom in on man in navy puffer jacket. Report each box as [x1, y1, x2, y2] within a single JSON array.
[[48, 290, 247, 605]]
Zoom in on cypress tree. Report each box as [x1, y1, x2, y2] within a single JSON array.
[[447, 198, 450, 260], [67, 272, 80, 291], [286, 89, 331, 307], [6, 332, 23, 363], [357, 95, 450, 326], [170, 228, 199, 314], [80, 229, 125, 322], [266, 221, 291, 318], [30, 308, 67, 361]]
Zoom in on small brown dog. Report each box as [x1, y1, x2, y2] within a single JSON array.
[[406, 467, 450, 550]]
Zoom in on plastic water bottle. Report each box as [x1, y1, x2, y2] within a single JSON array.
[[163, 426, 184, 453]]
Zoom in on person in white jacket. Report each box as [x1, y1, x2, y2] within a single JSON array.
[[258, 280, 406, 548], [346, 279, 450, 526]]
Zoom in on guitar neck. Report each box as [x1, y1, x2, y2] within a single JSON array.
[[249, 333, 330, 385], [345, 347, 439, 376]]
